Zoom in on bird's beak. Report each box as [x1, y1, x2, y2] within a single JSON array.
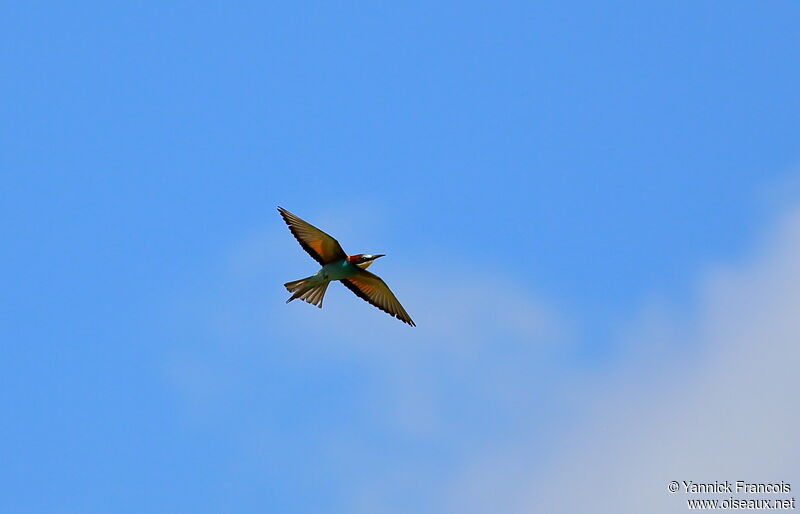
[[373, 254, 386, 260]]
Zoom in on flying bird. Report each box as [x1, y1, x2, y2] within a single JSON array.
[[278, 207, 415, 326]]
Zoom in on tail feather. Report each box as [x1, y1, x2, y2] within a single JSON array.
[[284, 275, 330, 308]]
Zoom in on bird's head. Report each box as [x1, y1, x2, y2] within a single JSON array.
[[347, 253, 385, 269]]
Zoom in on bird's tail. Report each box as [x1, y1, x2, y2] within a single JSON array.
[[284, 275, 330, 308]]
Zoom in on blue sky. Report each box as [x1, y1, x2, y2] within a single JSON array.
[[3, 2, 800, 513]]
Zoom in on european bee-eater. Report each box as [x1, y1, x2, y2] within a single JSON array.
[[278, 207, 415, 326]]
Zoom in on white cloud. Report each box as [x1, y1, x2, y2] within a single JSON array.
[[443, 207, 800, 513], [164, 204, 800, 514]]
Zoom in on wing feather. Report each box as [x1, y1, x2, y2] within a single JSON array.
[[278, 207, 347, 265], [341, 270, 415, 326]]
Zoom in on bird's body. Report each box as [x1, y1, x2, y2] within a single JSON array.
[[278, 207, 415, 326], [319, 259, 362, 281]]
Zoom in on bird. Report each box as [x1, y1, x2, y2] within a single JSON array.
[[278, 207, 415, 326]]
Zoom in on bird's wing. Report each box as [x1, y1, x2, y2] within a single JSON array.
[[278, 207, 347, 265], [341, 269, 415, 326]]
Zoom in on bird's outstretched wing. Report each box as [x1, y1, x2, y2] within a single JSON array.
[[278, 207, 347, 265], [341, 269, 415, 326]]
